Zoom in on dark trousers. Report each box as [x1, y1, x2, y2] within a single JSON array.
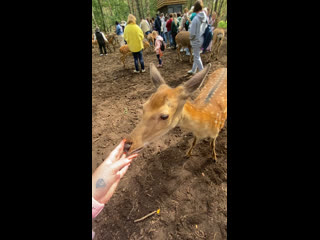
[[172, 32, 177, 49], [98, 43, 107, 54], [132, 50, 145, 71], [157, 54, 162, 65]]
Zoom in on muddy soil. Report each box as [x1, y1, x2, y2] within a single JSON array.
[[92, 35, 227, 240]]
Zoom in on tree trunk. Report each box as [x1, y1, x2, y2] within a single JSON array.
[[127, 0, 131, 13], [214, 0, 218, 12], [135, 0, 143, 21], [140, 0, 145, 19], [218, 0, 224, 17], [145, 0, 150, 18], [106, 0, 113, 16], [131, 0, 135, 16], [92, 10, 98, 28], [210, 0, 214, 15], [97, 0, 106, 32]]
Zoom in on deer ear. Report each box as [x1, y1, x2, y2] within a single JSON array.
[[183, 63, 211, 95], [150, 63, 166, 88]]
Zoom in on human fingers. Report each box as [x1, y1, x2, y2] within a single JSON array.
[[111, 157, 132, 174], [118, 164, 130, 179], [107, 139, 126, 163]]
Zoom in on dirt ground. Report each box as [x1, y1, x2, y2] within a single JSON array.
[[92, 34, 227, 240]]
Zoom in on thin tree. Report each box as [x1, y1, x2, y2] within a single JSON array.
[[217, 0, 224, 17], [97, 0, 106, 32], [131, 0, 135, 16], [214, 0, 218, 12], [92, 10, 98, 28], [145, 0, 150, 18], [127, 0, 131, 13], [135, 0, 143, 21], [140, 0, 145, 19], [210, 0, 214, 15]]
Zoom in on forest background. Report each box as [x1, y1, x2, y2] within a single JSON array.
[[92, 0, 227, 33]]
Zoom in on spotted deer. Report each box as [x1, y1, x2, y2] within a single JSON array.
[[124, 63, 227, 161], [146, 33, 155, 47], [175, 31, 193, 63], [210, 28, 225, 60], [119, 39, 150, 68]]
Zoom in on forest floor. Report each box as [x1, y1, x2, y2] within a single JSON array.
[[92, 33, 227, 240]]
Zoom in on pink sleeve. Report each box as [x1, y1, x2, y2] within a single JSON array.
[[155, 39, 161, 52], [92, 197, 105, 219]]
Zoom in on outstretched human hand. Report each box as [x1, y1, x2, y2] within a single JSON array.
[[92, 139, 138, 204]]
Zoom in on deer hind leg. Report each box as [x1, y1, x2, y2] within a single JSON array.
[[177, 45, 182, 61], [211, 137, 217, 161], [120, 55, 126, 68], [186, 136, 198, 157], [189, 46, 193, 63]]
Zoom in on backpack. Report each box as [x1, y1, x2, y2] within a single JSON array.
[[202, 23, 213, 51], [160, 40, 165, 51]]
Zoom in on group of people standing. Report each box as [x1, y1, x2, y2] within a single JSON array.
[[93, 0, 217, 75]]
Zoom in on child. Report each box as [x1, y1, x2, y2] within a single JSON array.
[[152, 31, 164, 67]]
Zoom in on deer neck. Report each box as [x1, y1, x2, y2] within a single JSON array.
[[178, 100, 202, 132]]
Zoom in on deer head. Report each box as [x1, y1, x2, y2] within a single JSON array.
[[124, 63, 211, 154]]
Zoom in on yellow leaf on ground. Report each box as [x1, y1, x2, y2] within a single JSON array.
[[157, 209, 160, 214]]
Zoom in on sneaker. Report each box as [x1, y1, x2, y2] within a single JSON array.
[[186, 52, 190, 56], [157, 64, 163, 68], [180, 49, 184, 52], [187, 70, 195, 75], [100, 54, 103, 56], [133, 70, 140, 73], [141, 69, 146, 73]]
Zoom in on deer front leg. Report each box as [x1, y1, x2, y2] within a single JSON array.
[[186, 136, 197, 157]]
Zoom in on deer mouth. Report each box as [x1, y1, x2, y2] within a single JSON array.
[[123, 141, 144, 155], [129, 146, 144, 155]]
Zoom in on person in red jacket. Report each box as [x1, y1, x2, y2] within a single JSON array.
[[166, 13, 173, 48]]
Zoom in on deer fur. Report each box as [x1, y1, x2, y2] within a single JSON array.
[[175, 31, 193, 63], [119, 39, 150, 68], [146, 33, 155, 47], [210, 28, 225, 60], [125, 63, 227, 161], [106, 33, 118, 52]]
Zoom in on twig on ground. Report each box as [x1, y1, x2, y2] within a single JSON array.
[[134, 210, 157, 223], [213, 232, 217, 240]]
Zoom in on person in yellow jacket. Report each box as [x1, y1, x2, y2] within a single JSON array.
[[124, 14, 145, 73]]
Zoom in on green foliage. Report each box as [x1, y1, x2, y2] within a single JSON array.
[[217, 20, 227, 29], [92, 0, 227, 33]]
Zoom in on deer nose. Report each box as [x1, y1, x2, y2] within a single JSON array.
[[123, 141, 132, 153]]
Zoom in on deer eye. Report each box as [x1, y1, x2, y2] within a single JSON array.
[[160, 114, 169, 120]]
